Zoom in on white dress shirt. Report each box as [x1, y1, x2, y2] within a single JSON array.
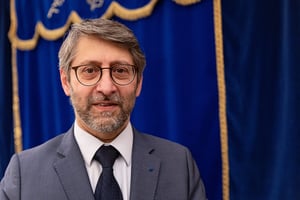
[[74, 121, 133, 200]]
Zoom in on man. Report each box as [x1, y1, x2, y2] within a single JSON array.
[[0, 18, 206, 200]]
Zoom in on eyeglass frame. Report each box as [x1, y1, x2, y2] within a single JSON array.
[[71, 63, 137, 86]]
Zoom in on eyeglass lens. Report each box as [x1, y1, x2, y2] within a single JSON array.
[[73, 64, 136, 86]]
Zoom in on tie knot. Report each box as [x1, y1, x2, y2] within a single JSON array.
[[94, 145, 120, 168]]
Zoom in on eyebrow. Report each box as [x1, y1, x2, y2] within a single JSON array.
[[75, 60, 134, 67]]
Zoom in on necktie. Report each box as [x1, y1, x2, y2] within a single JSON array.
[[94, 145, 123, 200]]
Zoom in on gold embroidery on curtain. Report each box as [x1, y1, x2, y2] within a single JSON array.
[[8, 0, 161, 51], [213, 0, 230, 199]]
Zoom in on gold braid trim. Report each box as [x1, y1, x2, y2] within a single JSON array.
[[213, 0, 230, 199], [102, 0, 159, 20], [9, 11, 82, 51], [173, 0, 201, 6], [12, 46, 22, 153], [10, 0, 22, 153]]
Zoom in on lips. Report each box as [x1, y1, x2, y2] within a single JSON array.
[[94, 101, 118, 106], [90, 95, 121, 111], [92, 101, 119, 112]]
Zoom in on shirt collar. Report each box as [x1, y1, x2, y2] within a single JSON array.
[[74, 121, 133, 167]]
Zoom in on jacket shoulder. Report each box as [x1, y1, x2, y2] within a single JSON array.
[[134, 130, 191, 157], [19, 133, 66, 160]]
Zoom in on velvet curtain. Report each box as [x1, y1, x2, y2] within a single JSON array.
[[222, 0, 300, 199], [3, 0, 300, 199]]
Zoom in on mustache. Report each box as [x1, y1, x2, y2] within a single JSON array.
[[88, 94, 121, 104]]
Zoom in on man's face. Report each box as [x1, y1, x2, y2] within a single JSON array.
[[60, 36, 142, 142]]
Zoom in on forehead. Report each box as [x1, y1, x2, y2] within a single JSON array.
[[71, 36, 133, 66]]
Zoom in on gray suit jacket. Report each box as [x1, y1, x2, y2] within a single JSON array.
[[0, 126, 206, 200]]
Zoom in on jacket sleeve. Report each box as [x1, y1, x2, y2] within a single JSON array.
[[185, 148, 207, 200], [0, 154, 21, 200]]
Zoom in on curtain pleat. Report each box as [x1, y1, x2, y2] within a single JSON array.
[[0, 0, 14, 179], [223, 1, 300, 199]]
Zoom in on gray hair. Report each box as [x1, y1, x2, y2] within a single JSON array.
[[58, 18, 146, 83]]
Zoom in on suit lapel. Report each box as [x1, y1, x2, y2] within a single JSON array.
[[53, 128, 95, 200], [130, 130, 161, 200]]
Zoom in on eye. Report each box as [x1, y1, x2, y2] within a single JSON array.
[[77, 65, 101, 80], [112, 65, 130, 75], [115, 67, 128, 74], [81, 65, 99, 74]]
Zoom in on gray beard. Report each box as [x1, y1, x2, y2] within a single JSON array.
[[77, 106, 128, 134], [70, 92, 133, 135]]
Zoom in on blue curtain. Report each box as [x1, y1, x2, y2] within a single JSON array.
[[6, 0, 222, 199], [3, 0, 300, 199], [4, 0, 300, 200], [0, 0, 14, 178], [222, 1, 300, 199]]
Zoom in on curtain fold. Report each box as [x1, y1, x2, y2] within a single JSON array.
[[0, 0, 14, 178], [222, 1, 300, 199]]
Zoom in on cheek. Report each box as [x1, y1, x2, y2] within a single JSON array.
[[69, 88, 90, 111], [68, 79, 92, 101], [69, 74, 87, 93], [70, 86, 91, 100]]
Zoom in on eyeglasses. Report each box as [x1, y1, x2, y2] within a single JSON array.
[[71, 63, 136, 86]]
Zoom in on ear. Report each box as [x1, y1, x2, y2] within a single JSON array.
[[60, 69, 71, 96], [135, 76, 143, 97]]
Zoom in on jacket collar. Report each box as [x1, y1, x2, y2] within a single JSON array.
[[130, 128, 161, 200], [53, 126, 95, 200]]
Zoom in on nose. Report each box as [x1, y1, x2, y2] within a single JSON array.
[[95, 69, 117, 95]]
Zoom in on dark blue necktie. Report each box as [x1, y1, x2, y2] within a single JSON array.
[[94, 145, 123, 200]]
